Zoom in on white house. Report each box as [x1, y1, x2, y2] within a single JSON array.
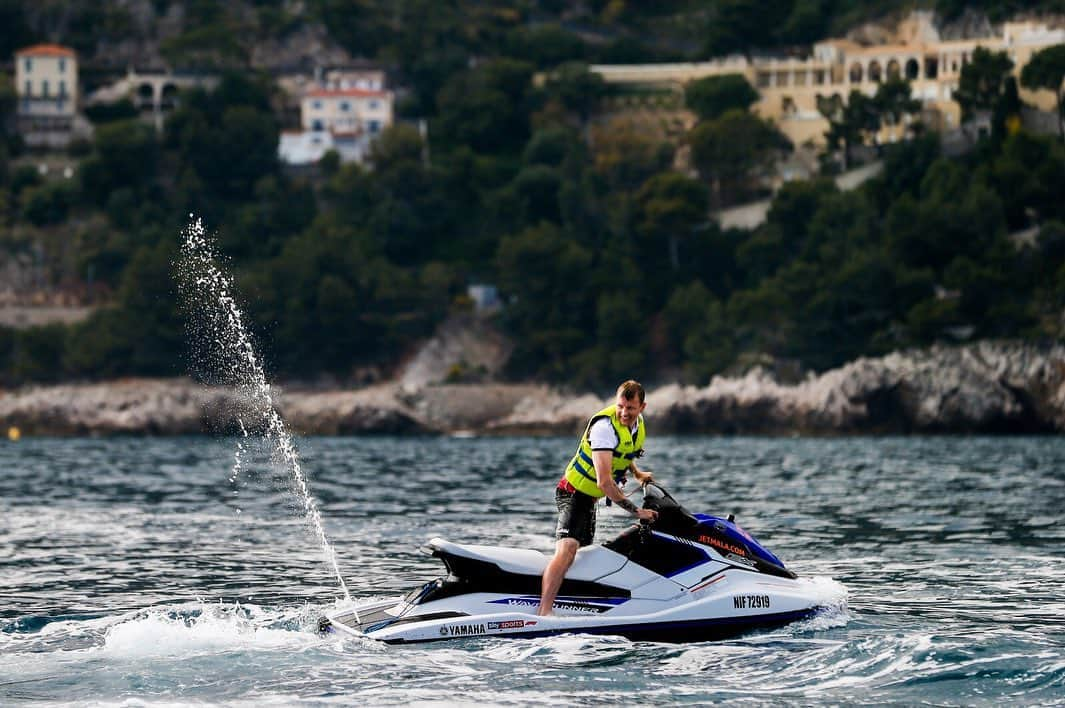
[[301, 87, 393, 137], [278, 69, 395, 167], [278, 127, 378, 166]]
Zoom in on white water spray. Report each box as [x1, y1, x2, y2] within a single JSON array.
[[177, 217, 351, 603], [229, 419, 248, 514]]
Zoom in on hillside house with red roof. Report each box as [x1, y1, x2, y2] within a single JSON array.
[[14, 44, 87, 148], [279, 70, 394, 166]]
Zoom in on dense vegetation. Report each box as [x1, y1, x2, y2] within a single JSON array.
[[0, 0, 1063, 389]]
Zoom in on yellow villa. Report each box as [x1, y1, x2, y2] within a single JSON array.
[[591, 13, 1065, 147]]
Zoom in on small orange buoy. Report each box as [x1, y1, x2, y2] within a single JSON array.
[[7, 426, 20, 441]]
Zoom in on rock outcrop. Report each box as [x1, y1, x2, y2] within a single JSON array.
[[1, 342, 1063, 436], [0, 379, 229, 436], [0, 379, 433, 436], [279, 385, 434, 435], [491, 341, 1065, 435]]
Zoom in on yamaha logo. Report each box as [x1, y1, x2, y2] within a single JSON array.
[[440, 623, 488, 637]]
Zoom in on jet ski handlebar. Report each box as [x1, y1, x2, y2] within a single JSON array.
[[630, 480, 702, 532], [640, 481, 667, 500]]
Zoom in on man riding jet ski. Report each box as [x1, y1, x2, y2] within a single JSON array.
[[320, 482, 844, 644]]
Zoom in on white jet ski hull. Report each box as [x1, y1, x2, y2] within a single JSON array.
[[325, 572, 837, 644], [323, 533, 843, 644], [321, 484, 845, 644]]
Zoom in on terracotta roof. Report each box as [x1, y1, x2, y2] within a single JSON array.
[[16, 43, 76, 58], [305, 88, 388, 99]]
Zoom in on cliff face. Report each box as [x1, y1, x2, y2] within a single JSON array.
[[1, 342, 1063, 437]]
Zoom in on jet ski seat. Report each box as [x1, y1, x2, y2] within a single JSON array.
[[426, 538, 627, 582]]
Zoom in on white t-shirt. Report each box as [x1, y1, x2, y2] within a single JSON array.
[[589, 416, 639, 450]]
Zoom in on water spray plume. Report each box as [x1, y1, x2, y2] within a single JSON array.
[[177, 217, 352, 604]]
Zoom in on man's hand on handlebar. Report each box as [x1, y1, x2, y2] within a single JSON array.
[[636, 508, 657, 523], [631, 468, 654, 487]]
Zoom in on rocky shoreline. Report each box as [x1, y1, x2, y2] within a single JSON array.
[[1, 341, 1063, 437]]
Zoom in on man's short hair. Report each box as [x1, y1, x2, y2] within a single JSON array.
[[616, 379, 645, 404]]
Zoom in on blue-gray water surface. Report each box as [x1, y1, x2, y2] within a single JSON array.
[[2, 435, 1063, 706]]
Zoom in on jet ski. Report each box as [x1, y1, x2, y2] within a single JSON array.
[[320, 482, 844, 644]]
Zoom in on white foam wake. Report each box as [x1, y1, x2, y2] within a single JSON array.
[[102, 602, 318, 658]]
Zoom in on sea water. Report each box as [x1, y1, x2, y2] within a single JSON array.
[[1, 435, 1063, 705]]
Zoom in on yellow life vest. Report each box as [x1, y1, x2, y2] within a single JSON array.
[[564, 405, 645, 498]]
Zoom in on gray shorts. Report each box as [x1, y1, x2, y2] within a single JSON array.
[[555, 487, 597, 547]]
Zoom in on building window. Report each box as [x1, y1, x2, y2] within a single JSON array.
[[813, 69, 825, 85], [340, 101, 351, 112], [312, 119, 324, 131], [312, 100, 322, 110], [368, 120, 380, 134], [868, 61, 882, 83], [24, 80, 31, 96], [59, 58, 66, 72], [756, 71, 771, 88], [887, 60, 900, 80], [925, 57, 938, 79], [849, 63, 863, 83], [24, 58, 32, 72], [369, 100, 379, 110], [59, 81, 67, 97], [42, 80, 49, 97], [906, 58, 920, 80]]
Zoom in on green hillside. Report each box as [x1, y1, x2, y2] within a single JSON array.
[[0, 0, 1063, 388]]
